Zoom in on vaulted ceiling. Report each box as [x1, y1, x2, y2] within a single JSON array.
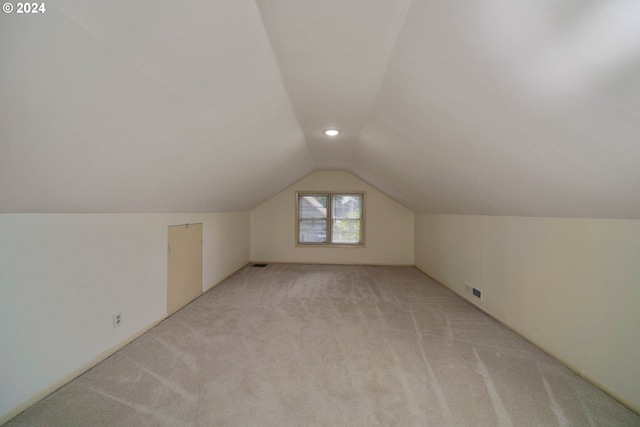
[[2, 1, 639, 217]]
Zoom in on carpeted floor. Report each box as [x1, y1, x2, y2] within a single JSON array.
[[6, 264, 640, 426]]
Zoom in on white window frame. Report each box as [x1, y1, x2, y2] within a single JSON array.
[[296, 192, 365, 247]]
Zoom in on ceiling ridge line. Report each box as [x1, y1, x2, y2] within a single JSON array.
[[251, 0, 315, 166], [354, 0, 415, 141]]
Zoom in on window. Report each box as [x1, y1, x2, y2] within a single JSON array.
[[297, 193, 364, 246]]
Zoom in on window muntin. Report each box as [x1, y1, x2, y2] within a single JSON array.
[[297, 193, 364, 246]]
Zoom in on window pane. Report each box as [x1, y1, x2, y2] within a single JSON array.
[[299, 195, 328, 219], [332, 194, 362, 219], [332, 219, 361, 244], [299, 219, 327, 243]]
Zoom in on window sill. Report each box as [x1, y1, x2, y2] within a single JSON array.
[[296, 243, 365, 248]]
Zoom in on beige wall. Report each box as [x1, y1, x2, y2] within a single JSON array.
[[0, 212, 250, 422], [251, 170, 414, 265], [414, 214, 640, 413], [5, 204, 638, 418]]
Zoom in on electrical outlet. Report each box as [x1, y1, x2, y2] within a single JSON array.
[[113, 312, 122, 328]]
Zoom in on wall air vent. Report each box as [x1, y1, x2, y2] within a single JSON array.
[[465, 282, 482, 300], [252, 263, 268, 268]]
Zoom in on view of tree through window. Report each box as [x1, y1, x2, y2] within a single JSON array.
[[297, 193, 363, 245], [332, 195, 362, 244]]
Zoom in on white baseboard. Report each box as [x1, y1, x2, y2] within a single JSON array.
[[0, 318, 165, 425], [1, 262, 251, 425], [413, 265, 640, 416], [250, 260, 415, 267]]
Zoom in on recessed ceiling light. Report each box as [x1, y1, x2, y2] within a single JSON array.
[[324, 129, 340, 136]]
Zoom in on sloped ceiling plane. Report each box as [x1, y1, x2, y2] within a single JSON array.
[[1, 0, 639, 217]]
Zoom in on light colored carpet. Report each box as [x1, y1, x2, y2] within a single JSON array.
[[6, 264, 639, 426]]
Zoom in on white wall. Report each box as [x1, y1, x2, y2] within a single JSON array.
[[251, 170, 414, 265], [8, 205, 637, 418], [0, 212, 249, 422], [414, 214, 640, 413]]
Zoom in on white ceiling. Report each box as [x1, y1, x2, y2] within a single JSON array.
[[1, 1, 639, 217]]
